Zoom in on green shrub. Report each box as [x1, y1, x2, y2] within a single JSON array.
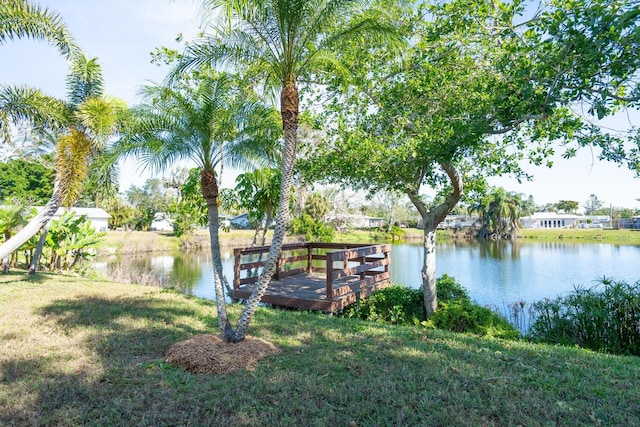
[[290, 214, 335, 242], [341, 275, 519, 339], [436, 273, 470, 303], [529, 278, 640, 355], [341, 285, 424, 325], [426, 299, 520, 340]]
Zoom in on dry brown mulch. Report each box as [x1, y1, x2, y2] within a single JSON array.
[[165, 334, 279, 374]]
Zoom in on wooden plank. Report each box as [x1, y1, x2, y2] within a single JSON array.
[[233, 249, 242, 289], [240, 260, 265, 270], [331, 260, 390, 280], [283, 254, 308, 263], [231, 243, 392, 313], [229, 271, 391, 313], [326, 253, 334, 299], [330, 245, 391, 262], [239, 276, 259, 285]]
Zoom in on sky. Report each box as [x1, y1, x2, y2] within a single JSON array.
[[1, 1, 639, 211]]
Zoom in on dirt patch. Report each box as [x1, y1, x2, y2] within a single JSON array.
[[165, 334, 279, 374]]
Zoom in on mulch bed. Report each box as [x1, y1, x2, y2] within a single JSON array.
[[165, 334, 279, 374]]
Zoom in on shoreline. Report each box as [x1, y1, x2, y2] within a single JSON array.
[[97, 227, 640, 257]]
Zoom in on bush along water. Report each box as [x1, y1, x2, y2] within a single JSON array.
[[528, 278, 640, 356], [341, 274, 519, 340]]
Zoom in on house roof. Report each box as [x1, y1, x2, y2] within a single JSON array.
[[521, 212, 580, 220], [34, 206, 111, 218]]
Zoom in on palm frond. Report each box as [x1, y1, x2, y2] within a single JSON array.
[[75, 96, 126, 147], [0, 0, 81, 59], [66, 55, 104, 106], [0, 85, 67, 143]]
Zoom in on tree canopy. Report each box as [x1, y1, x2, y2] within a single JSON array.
[[301, 0, 640, 315]]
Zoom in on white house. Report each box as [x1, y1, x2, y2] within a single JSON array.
[[150, 212, 173, 232], [34, 207, 111, 232], [436, 215, 481, 229], [520, 212, 580, 229], [327, 214, 385, 229]]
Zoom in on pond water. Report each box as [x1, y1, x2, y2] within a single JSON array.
[[95, 240, 640, 308]]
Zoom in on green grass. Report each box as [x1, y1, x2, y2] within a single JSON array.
[[518, 228, 640, 242], [1, 273, 639, 426]]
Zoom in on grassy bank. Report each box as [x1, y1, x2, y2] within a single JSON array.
[[98, 229, 299, 256], [96, 227, 640, 259], [1, 273, 639, 426], [518, 228, 640, 242]]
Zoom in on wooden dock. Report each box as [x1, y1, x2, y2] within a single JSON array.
[[231, 242, 391, 312]]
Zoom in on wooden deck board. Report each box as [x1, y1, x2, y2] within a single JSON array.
[[232, 242, 392, 312], [230, 272, 389, 312]]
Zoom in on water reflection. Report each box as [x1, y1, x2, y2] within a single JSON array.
[[478, 240, 521, 260], [95, 240, 640, 308]]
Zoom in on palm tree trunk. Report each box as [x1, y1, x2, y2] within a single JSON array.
[[201, 169, 236, 341], [0, 189, 61, 261], [233, 80, 299, 342], [28, 227, 49, 275], [407, 162, 463, 317]]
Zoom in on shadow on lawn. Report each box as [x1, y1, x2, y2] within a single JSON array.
[[0, 270, 50, 284], [37, 295, 218, 358], [5, 296, 634, 426], [0, 294, 219, 425]]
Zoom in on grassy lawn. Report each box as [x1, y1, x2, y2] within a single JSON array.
[[1, 273, 639, 426], [517, 228, 640, 242]]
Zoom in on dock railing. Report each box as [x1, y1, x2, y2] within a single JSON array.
[[233, 242, 391, 300]]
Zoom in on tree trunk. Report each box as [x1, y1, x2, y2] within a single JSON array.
[[0, 190, 61, 261], [28, 228, 49, 275], [260, 209, 273, 247], [407, 162, 463, 318], [201, 169, 236, 341], [233, 80, 299, 342]]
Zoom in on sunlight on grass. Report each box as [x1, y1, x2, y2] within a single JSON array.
[[1, 274, 639, 425]]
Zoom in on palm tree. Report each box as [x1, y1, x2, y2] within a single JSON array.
[[0, 0, 80, 59], [0, 54, 125, 262], [1, 1, 121, 264], [118, 70, 280, 338], [471, 188, 521, 239], [175, 0, 394, 342]]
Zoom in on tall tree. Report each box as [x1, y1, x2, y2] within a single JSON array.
[[556, 200, 580, 214], [0, 55, 125, 261], [303, 0, 640, 316], [0, 2, 124, 262], [118, 70, 280, 335], [126, 178, 173, 231], [0, 156, 55, 204], [584, 194, 604, 215], [173, 0, 394, 341]]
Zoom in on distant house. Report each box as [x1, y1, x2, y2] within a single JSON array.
[[436, 215, 481, 229], [327, 214, 385, 229], [150, 212, 173, 232], [521, 212, 612, 229], [33, 207, 111, 232], [416, 215, 480, 229], [520, 212, 580, 229], [230, 213, 250, 229]]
